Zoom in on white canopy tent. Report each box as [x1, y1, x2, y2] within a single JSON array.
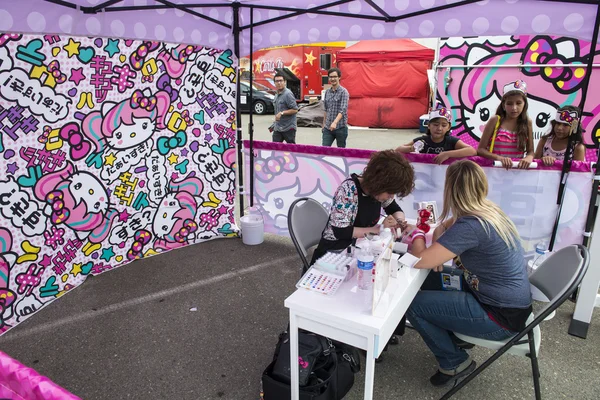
[[2, 0, 599, 337]]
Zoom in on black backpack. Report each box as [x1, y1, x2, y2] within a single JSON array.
[[261, 330, 360, 400]]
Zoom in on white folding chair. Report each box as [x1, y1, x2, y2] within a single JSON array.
[[442, 244, 590, 400]]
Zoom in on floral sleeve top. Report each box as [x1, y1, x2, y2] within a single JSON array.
[[322, 174, 400, 242]]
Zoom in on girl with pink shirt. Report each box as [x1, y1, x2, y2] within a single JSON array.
[[477, 80, 534, 169], [534, 106, 586, 166]]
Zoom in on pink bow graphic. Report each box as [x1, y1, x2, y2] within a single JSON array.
[[298, 357, 309, 369], [129, 41, 161, 71], [174, 219, 198, 243], [127, 229, 152, 260], [254, 153, 298, 183], [436, 107, 451, 119], [38, 126, 51, 144], [48, 60, 67, 84], [522, 37, 587, 93], [559, 111, 576, 124], [176, 45, 198, 64], [130, 89, 157, 111], [59, 122, 92, 161], [46, 190, 69, 224], [181, 110, 193, 125], [141, 75, 154, 83]]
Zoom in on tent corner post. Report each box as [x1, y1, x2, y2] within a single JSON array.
[[548, 0, 600, 251], [232, 1, 245, 215]]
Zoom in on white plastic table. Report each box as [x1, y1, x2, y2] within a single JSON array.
[[284, 265, 430, 400]]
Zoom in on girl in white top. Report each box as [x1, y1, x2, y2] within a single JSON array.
[[534, 106, 586, 166]]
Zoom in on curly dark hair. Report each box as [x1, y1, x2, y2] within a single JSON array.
[[360, 150, 415, 198]]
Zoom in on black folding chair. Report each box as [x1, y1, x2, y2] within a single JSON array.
[[441, 244, 590, 400], [287, 197, 328, 273]]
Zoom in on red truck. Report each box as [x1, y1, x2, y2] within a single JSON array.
[[242, 43, 346, 102]]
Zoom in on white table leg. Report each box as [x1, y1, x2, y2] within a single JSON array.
[[289, 311, 300, 400], [363, 334, 376, 400]]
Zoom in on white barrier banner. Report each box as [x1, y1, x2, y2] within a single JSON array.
[[244, 142, 593, 255]]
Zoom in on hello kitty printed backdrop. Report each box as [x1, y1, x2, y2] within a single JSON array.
[[0, 33, 238, 336], [245, 141, 593, 257], [436, 35, 600, 160]]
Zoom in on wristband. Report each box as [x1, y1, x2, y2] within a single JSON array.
[[411, 233, 426, 243], [410, 229, 426, 244], [410, 229, 426, 238]]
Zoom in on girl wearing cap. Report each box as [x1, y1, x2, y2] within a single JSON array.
[[396, 106, 476, 164], [534, 106, 586, 166], [477, 80, 534, 169]]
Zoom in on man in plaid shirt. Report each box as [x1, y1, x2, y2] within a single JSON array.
[[322, 68, 350, 148]]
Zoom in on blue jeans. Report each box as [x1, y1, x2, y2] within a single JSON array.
[[322, 126, 348, 148], [406, 290, 516, 370]]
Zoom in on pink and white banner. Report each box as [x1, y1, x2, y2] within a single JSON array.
[[244, 141, 594, 255], [0, 350, 80, 400]]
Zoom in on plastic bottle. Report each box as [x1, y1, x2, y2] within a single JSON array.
[[356, 244, 374, 290], [531, 240, 549, 273], [368, 235, 384, 258], [380, 227, 392, 241]]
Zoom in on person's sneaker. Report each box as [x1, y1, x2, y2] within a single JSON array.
[[449, 332, 475, 350], [454, 337, 475, 350], [429, 360, 476, 387]]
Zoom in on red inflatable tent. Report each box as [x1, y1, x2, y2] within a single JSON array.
[[338, 39, 434, 129]]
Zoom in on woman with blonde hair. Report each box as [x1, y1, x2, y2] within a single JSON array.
[[406, 160, 532, 387]]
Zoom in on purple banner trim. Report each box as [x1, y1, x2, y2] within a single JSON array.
[[0, 351, 81, 400], [243, 140, 592, 173]]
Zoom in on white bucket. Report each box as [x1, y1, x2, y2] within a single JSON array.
[[240, 212, 264, 245]]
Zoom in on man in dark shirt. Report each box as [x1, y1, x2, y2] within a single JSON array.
[[272, 72, 299, 144]]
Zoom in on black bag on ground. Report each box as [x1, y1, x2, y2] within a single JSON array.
[[261, 330, 360, 400]]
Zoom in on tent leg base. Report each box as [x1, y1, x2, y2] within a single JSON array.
[[568, 319, 589, 339]]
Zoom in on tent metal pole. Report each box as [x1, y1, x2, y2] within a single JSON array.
[[249, 7, 255, 207], [232, 2, 245, 215], [88, 0, 124, 13], [390, 0, 480, 22], [548, 0, 600, 251], [43, 0, 78, 9], [155, 0, 230, 28], [568, 0, 600, 338], [240, 0, 355, 30]]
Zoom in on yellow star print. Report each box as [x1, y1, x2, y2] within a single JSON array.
[[71, 263, 82, 277], [304, 51, 316, 66], [167, 153, 179, 165], [63, 38, 81, 58], [104, 152, 117, 166]]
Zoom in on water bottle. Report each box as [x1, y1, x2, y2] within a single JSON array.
[[356, 244, 374, 290], [380, 227, 392, 242], [531, 240, 549, 273]]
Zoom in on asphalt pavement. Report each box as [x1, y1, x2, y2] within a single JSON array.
[[1, 234, 599, 400]]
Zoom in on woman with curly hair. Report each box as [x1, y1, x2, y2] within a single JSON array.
[[310, 150, 415, 266]]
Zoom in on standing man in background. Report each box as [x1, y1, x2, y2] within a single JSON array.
[[322, 68, 350, 148], [272, 72, 299, 144]]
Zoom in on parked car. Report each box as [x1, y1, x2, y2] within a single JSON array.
[[240, 80, 275, 115]]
